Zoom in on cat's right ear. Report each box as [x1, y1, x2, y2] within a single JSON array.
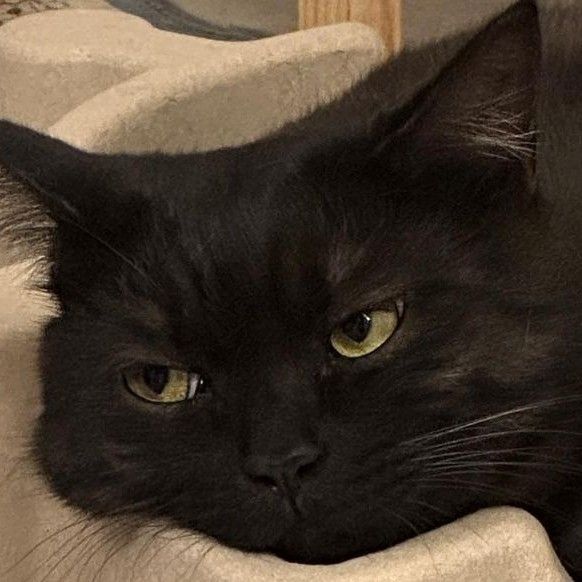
[[0, 121, 119, 224], [0, 121, 157, 281]]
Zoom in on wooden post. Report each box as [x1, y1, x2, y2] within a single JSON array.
[[299, 0, 402, 56]]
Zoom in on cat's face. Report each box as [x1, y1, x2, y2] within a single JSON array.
[[36, 158, 553, 565], [5, 0, 581, 567]]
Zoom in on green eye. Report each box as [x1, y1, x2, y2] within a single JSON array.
[[124, 365, 205, 403], [330, 306, 400, 358]]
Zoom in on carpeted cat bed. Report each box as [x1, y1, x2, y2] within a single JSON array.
[[0, 5, 573, 581]]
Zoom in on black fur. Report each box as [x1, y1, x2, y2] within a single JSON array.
[[2, 0, 582, 576]]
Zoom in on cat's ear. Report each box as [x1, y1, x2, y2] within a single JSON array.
[[0, 121, 125, 223], [387, 0, 541, 166], [0, 121, 161, 248], [0, 121, 154, 280]]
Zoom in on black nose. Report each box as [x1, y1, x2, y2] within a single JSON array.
[[244, 445, 321, 499]]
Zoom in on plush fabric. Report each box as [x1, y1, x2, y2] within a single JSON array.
[[0, 7, 573, 581], [0, 9, 386, 153]]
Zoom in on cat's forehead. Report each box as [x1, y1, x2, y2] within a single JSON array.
[[171, 159, 374, 277], [150, 202, 398, 343]]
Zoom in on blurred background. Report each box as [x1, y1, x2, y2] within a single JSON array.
[[108, 0, 516, 44]]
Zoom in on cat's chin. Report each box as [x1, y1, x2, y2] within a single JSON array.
[[270, 529, 395, 566], [186, 488, 424, 564], [272, 543, 371, 566], [264, 515, 413, 566]]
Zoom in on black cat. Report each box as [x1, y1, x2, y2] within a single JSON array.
[[1, 0, 582, 577]]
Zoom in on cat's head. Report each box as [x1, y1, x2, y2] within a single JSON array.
[[3, 0, 577, 565]]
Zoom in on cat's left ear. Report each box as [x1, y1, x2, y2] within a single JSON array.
[[387, 0, 541, 167]]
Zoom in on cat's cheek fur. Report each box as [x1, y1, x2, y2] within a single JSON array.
[[33, 315, 298, 547]]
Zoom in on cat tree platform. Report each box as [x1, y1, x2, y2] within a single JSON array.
[[0, 6, 573, 582], [0, 8, 386, 152]]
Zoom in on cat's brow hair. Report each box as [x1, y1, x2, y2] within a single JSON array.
[[99, 293, 169, 332]]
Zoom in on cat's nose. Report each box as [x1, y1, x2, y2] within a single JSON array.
[[244, 445, 321, 502]]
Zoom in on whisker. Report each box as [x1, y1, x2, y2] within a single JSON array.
[[414, 476, 514, 499], [422, 460, 582, 479], [127, 523, 174, 578], [59, 522, 132, 582], [187, 542, 218, 580], [414, 475, 582, 537], [407, 498, 450, 519], [87, 523, 139, 582], [419, 467, 562, 487], [415, 446, 581, 463], [35, 520, 118, 582], [402, 395, 582, 447], [2, 515, 91, 579], [420, 428, 582, 454], [388, 508, 442, 576]]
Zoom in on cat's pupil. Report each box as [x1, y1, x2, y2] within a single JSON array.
[[143, 365, 169, 395], [342, 313, 372, 343]]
